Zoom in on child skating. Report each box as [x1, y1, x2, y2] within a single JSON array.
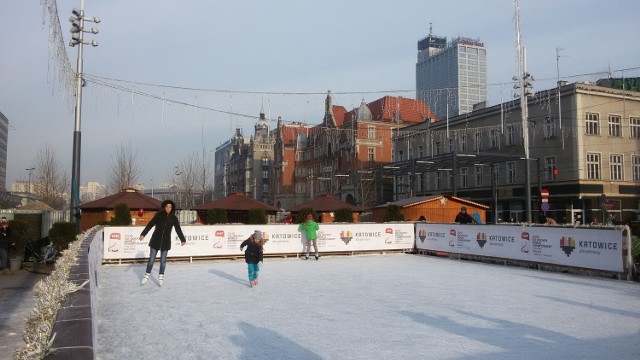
[[240, 230, 264, 287]]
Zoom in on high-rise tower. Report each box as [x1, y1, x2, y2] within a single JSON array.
[[416, 26, 487, 119]]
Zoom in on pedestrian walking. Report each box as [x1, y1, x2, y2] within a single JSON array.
[[0, 217, 13, 275], [299, 213, 320, 260], [240, 230, 264, 287], [139, 200, 186, 286]]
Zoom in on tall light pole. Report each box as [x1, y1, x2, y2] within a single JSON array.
[[150, 178, 154, 198], [514, 0, 534, 222], [25, 167, 35, 203], [174, 167, 182, 207], [68, 1, 100, 227]]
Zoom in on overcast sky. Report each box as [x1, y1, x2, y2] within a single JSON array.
[[1, 0, 639, 191]]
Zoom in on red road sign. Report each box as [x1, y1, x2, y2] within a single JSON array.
[[541, 189, 549, 198]]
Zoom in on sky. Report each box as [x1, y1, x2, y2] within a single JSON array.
[[1, 1, 640, 191], [96, 254, 640, 359]]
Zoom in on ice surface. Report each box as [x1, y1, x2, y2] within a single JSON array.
[[96, 254, 640, 359]]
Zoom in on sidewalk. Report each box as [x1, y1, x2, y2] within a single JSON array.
[[0, 267, 46, 360]]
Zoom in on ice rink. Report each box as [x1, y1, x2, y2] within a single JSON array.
[[96, 253, 640, 359]]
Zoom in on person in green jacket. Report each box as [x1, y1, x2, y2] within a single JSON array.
[[299, 213, 320, 260]]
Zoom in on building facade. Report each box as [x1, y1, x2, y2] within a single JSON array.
[[272, 92, 434, 209], [416, 31, 487, 119], [0, 111, 8, 191], [390, 82, 640, 224], [213, 112, 275, 204]]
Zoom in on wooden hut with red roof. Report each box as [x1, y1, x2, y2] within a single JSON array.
[[288, 193, 362, 223], [194, 192, 279, 224], [78, 188, 162, 232], [372, 194, 489, 223]]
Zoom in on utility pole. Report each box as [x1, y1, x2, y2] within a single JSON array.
[[68, 0, 99, 229], [514, 0, 534, 223]]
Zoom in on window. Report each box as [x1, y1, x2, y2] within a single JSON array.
[[630, 117, 640, 138], [490, 129, 499, 149], [262, 158, 269, 166], [608, 115, 622, 137], [586, 113, 599, 135], [610, 154, 623, 181], [506, 125, 516, 146], [506, 162, 516, 184], [460, 168, 468, 188], [368, 126, 375, 140], [587, 153, 601, 180], [416, 173, 423, 192], [398, 149, 404, 162], [448, 139, 454, 153], [633, 156, 640, 181], [435, 171, 443, 190], [262, 170, 268, 179], [475, 166, 483, 186], [418, 145, 424, 158], [544, 116, 556, 138], [262, 184, 269, 193], [435, 141, 442, 155], [474, 131, 482, 151], [368, 147, 375, 161], [544, 157, 557, 181], [460, 134, 468, 152]]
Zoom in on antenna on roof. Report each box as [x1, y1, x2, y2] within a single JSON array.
[[429, 22, 433, 36]]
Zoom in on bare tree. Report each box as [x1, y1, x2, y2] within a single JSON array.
[[33, 145, 68, 210], [173, 152, 199, 208], [196, 148, 213, 206], [108, 142, 142, 194]]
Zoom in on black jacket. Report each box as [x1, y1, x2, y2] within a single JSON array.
[[455, 212, 474, 224], [0, 225, 11, 250], [141, 207, 186, 251], [240, 237, 264, 264]]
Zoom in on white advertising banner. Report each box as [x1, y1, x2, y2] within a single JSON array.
[[103, 223, 415, 260], [415, 223, 623, 272]]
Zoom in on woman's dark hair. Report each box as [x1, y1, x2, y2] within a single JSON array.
[[160, 200, 176, 212]]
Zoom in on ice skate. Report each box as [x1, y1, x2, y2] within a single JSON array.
[[141, 273, 150, 285], [158, 274, 164, 287]]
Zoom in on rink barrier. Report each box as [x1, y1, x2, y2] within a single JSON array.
[[45, 228, 102, 360]]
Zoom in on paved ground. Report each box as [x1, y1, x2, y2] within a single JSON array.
[[0, 267, 46, 360]]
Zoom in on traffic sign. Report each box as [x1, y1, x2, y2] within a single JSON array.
[[541, 202, 550, 212], [541, 189, 549, 198]]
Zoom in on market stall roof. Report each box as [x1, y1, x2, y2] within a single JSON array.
[[288, 193, 361, 212], [194, 192, 279, 212], [78, 188, 161, 210]]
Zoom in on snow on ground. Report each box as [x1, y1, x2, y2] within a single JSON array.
[[96, 254, 640, 360]]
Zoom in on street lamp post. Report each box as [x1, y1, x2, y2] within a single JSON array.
[[174, 167, 182, 207], [25, 167, 35, 203], [68, 1, 99, 227], [150, 178, 154, 198]]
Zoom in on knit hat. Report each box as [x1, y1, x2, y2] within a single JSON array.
[[254, 230, 262, 239], [461, 206, 467, 212], [306, 214, 313, 220]]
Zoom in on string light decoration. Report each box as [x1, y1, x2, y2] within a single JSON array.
[[14, 227, 98, 359], [41, 0, 76, 107]]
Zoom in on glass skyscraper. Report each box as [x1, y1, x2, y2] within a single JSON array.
[[416, 32, 488, 120]]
